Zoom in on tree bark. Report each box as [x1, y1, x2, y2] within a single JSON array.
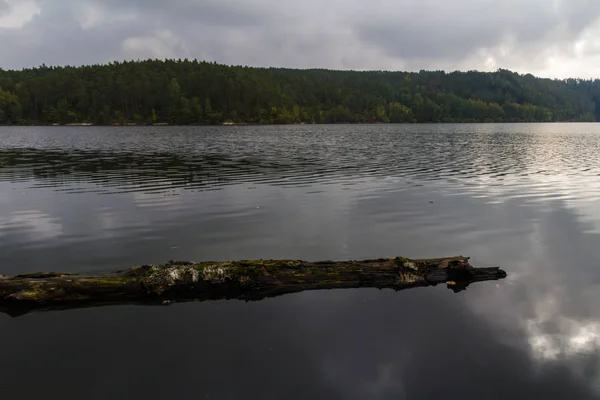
[[0, 256, 506, 317]]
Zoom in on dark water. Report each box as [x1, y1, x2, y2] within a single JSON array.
[[1, 124, 600, 399]]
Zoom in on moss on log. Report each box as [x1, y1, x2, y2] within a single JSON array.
[[0, 256, 506, 317]]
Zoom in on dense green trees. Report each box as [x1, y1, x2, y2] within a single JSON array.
[[0, 87, 22, 124], [0, 59, 598, 125]]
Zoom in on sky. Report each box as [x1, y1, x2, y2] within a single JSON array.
[[1, 0, 600, 78]]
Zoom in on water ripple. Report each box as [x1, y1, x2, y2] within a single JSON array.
[[0, 124, 599, 205]]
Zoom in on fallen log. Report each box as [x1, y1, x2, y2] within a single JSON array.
[[0, 256, 506, 317]]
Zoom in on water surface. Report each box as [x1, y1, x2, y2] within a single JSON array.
[[1, 124, 600, 399]]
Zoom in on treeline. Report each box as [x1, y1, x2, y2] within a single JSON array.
[[0, 59, 599, 125]]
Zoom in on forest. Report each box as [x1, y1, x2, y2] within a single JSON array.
[[0, 58, 599, 125]]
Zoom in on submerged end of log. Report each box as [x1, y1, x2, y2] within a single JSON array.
[[0, 256, 507, 317]]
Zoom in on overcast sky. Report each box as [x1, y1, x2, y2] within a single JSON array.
[[1, 0, 600, 78]]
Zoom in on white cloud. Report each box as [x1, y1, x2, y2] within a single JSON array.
[[0, 0, 40, 29], [75, 2, 137, 30], [122, 29, 189, 60]]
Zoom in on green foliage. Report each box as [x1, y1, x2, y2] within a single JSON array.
[[388, 102, 413, 123], [0, 59, 598, 125], [0, 87, 22, 124]]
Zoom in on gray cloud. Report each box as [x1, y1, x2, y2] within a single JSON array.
[[1, 0, 600, 77], [142, 0, 273, 27], [357, 0, 600, 62]]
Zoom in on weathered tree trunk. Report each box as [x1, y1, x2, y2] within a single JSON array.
[[0, 256, 506, 317]]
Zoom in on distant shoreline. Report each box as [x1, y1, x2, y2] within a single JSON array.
[[1, 59, 598, 126], [1, 120, 594, 127]]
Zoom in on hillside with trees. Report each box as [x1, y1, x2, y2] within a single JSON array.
[[0, 59, 599, 125]]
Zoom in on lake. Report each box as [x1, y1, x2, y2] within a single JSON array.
[[1, 124, 600, 399]]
